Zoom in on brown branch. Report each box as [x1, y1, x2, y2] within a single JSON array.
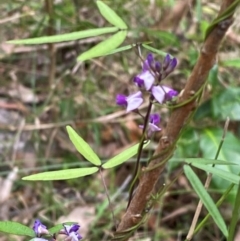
[[113, 0, 236, 239]]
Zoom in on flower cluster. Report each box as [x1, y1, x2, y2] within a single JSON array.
[[32, 219, 82, 241], [116, 53, 178, 136]]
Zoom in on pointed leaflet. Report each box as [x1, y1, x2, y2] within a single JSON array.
[[142, 44, 170, 57], [184, 158, 237, 166], [77, 30, 127, 61], [22, 167, 98, 181], [96, 1, 127, 29], [102, 141, 150, 169], [7, 27, 118, 45], [184, 165, 228, 237], [0, 221, 35, 237], [200, 128, 240, 190], [104, 44, 133, 56], [192, 163, 240, 185], [66, 125, 101, 166]]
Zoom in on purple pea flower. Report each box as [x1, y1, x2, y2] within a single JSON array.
[[116, 91, 143, 112], [162, 54, 177, 78], [61, 224, 82, 241], [33, 220, 49, 237], [134, 53, 156, 90], [165, 89, 178, 101], [143, 53, 154, 71], [134, 71, 155, 91], [134, 53, 177, 92], [139, 113, 161, 137], [151, 86, 178, 104]]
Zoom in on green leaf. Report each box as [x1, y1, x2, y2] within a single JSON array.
[[200, 128, 240, 203], [0, 221, 35, 237], [192, 163, 240, 185], [212, 87, 240, 120], [200, 128, 240, 164], [77, 30, 127, 61], [222, 59, 240, 68], [96, 1, 127, 29], [66, 125, 101, 166], [22, 167, 99, 181], [142, 44, 170, 57], [194, 99, 213, 120], [7, 27, 118, 45], [208, 64, 219, 86], [144, 29, 180, 46], [228, 182, 240, 241], [184, 165, 228, 237], [102, 141, 150, 169], [104, 44, 133, 55], [178, 158, 236, 165]]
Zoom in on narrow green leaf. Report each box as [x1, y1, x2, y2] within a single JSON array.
[[0, 221, 35, 237], [184, 165, 228, 237], [228, 182, 240, 241], [142, 44, 170, 57], [104, 44, 133, 55], [7, 27, 118, 45], [102, 141, 150, 169], [77, 30, 127, 61], [22, 167, 98, 181], [103, 42, 152, 56], [66, 125, 101, 166], [96, 1, 127, 29], [184, 158, 237, 165], [192, 163, 240, 185]]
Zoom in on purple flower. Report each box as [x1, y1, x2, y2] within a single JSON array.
[[134, 72, 155, 90], [134, 53, 156, 90], [165, 89, 178, 101], [162, 54, 177, 77], [151, 86, 178, 104], [62, 224, 82, 241], [116, 91, 143, 112], [143, 53, 154, 71], [134, 53, 177, 92], [139, 113, 161, 137], [33, 220, 49, 237]]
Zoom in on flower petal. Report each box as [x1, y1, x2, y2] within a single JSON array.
[[149, 123, 161, 132], [116, 94, 127, 106], [165, 57, 177, 75], [151, 86, 165, 104], [165, 89, 178, 101], [126, 95, 143, 112], [150, 113, 160, 125], [133, 76, 144, 88], [32, 220, 49, 237], [137, 71, 155, 90]]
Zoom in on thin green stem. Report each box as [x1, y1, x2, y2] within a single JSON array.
[[228, 182, 240, 241]]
